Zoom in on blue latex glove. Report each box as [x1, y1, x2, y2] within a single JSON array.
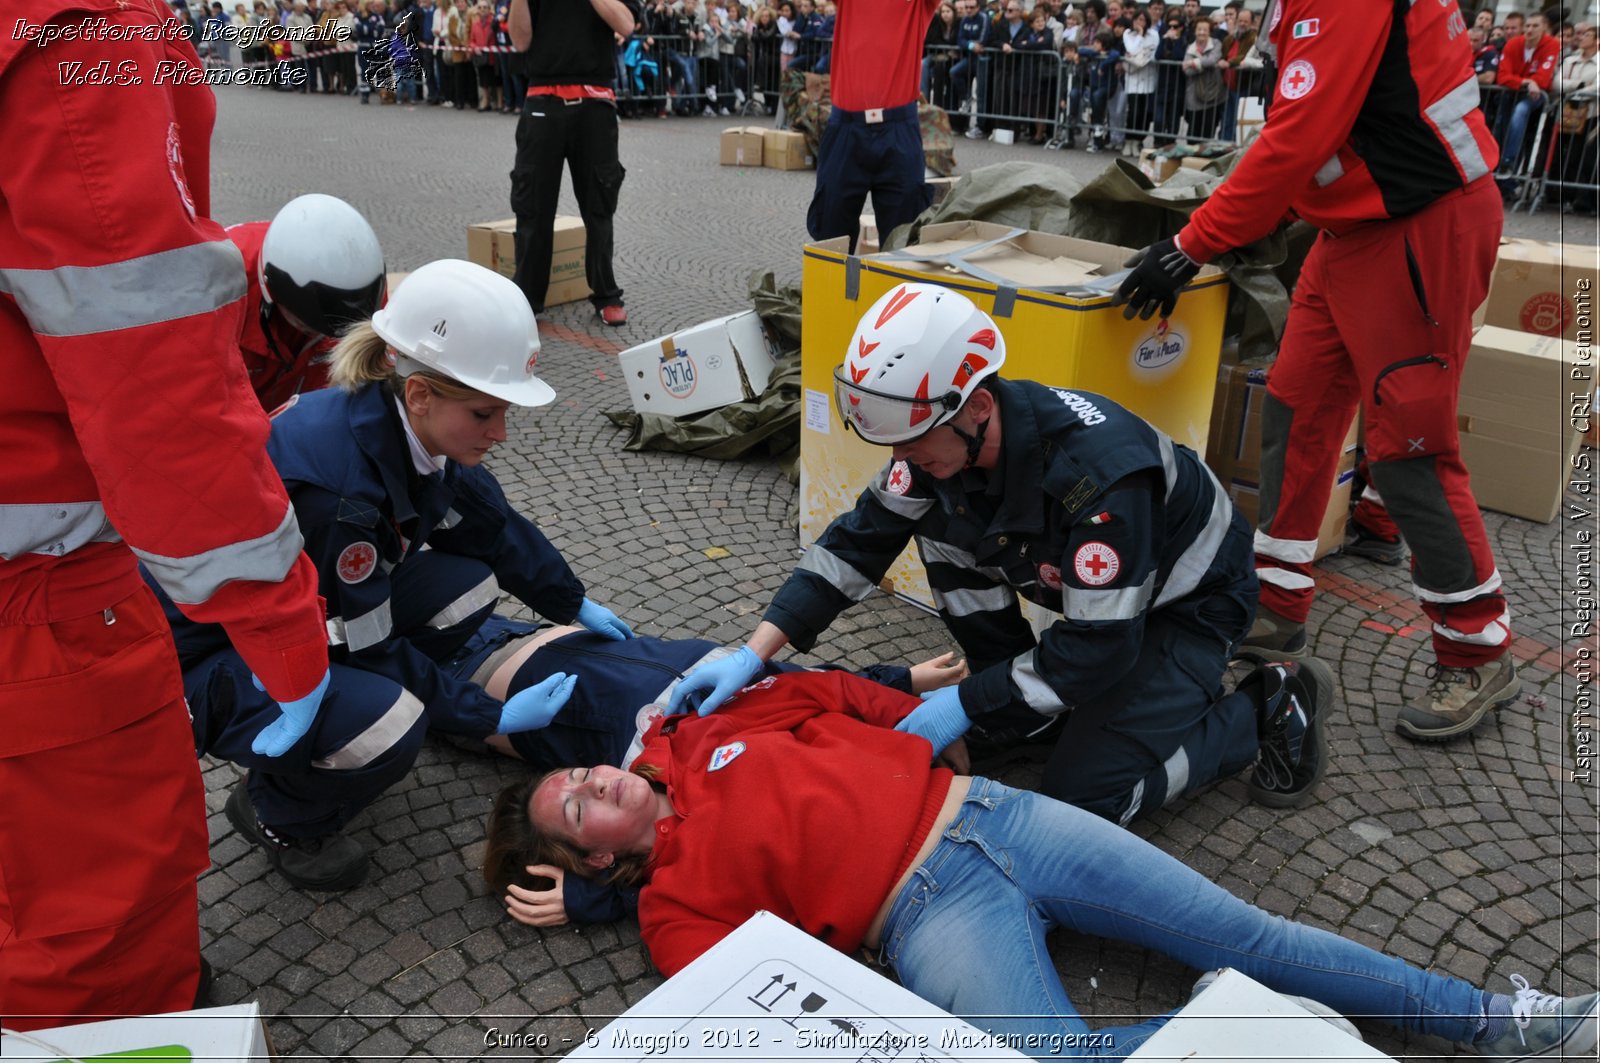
[[665, 646, 763, 716], [251, 669, 332, 757], [498, 672, 578, 734], [576, 598, 633, 641], [894, 685, 972, 757]]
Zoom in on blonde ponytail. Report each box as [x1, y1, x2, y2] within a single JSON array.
[[327, 321, 397, 393], [325, 320, 492, 402]]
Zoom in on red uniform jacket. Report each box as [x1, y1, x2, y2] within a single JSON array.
[[1179, 0, 1499, 263], [829, 0, 942, 111], [228, 221, 337, 411], [0, 0, 328, 709], [633, 671, 952, 976], [1495, 33, 1560, 93]]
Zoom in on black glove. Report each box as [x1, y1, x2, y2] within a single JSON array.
[[1111, 235, 1202, 321]]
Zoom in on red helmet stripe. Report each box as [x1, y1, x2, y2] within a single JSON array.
[[907, 373, 932, 427], [849, 363, 869, 383], [952, 353, 990, 387], [874, 286, 921, 329], [967, 328, 997, 350]]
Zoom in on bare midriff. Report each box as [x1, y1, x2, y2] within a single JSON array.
[[863, 775, 973, 951]]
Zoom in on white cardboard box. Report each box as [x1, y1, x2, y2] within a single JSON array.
[[567, 911, 1030, 1062], [0, 1003, 273, 1061], [1127, 969, 1394, 1063], [618, 310, 782, 417]]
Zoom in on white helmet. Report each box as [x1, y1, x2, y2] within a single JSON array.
[[833, 283, 1006, 445], [371, 260, 554, 407], [260, 193, 386, 338]]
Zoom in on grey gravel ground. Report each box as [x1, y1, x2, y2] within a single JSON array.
[[201, 85, 1598, 1061]]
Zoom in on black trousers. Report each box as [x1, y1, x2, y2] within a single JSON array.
[[510, 95, 625, 312]]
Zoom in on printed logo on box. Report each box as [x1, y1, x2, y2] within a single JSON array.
[[1132, 319, 1187, 371], [658, 344, 698, 399], [1520, 292, 1571, 336]]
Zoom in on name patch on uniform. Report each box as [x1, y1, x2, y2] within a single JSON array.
[[887, 460, 914, 496], [1291, 17, 1318, 38], [708, 741, 746, 772], [1062, 476, 1099, 514], [337, 541, 378, 584], [1279, 59, 1317, 100], [1073, 541, 1121, 586]]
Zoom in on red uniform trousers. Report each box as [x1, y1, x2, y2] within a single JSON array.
[[0, 578, 209, 1030], [1254, 178, 1511, 669]]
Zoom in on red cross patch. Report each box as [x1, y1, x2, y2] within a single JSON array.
[[1038, 563, 1063, 590], [165, 123, 197, 221], [1279, 59, 1316, 100], [1073, 541, 1121, 586], [886, 460, 913, 496], [337, 542, 378, 584]]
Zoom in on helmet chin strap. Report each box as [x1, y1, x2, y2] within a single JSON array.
[[950, 415, 990, 470]]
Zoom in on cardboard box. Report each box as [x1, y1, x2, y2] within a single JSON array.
[[619, 310, 782, 417], [764, 129, 814, 170], [800, 220, 1229, 610], [465, 215, 590, 307], [1482, 237, 1598, 343], [1127, 968, 1394, 1063], [567, 912, 1030, 1062], [720, 125, 765, 167], [1457, 325, 1586, 523], [1204, 362, 1358, 560], [1139, 148, 1181, 184], [0, 1003, 274, 1061]]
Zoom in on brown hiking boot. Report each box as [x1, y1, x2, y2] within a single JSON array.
[[1234, 604, 1309, 664], [1396, 655, 1521, 742]]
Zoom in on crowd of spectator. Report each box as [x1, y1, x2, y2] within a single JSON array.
[[175, 0, 1598, 209]]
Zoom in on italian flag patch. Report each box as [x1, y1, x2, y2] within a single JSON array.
[[1292, 18, 1319, 38]]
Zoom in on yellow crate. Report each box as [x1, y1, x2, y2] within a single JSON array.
[[798, 222, 1230, 610]]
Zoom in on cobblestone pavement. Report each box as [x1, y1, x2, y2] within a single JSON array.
[[202, 87, 1598, 1060]]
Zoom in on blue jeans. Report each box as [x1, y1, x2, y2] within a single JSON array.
[[1499, 93, 1542, 173], [878, 779, 1485, 1061]]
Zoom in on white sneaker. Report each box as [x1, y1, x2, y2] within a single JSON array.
[[707, 85, 717, 102], [964, 126, 985, 139], [1475, 974, 1599, 1062], [702, 105, 716, 116]]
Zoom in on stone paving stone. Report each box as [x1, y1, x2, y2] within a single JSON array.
[[187, 91, 1599, 1059]]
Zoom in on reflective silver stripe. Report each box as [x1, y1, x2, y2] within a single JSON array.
[[1157, 434, 1178, 500], [1426, 75, 1492, 184], [919, 537, 977, 568], [134, 505, 303, 606], [312, 689, 425, 770], [1433, 607, 1512, 647], [1414, 568, 1502, 604], [1010, 651, 1065, 714], [425, 573, 500, 628], [1155, 467, 1232, 607], [331, 599, 394, 652], [1162, 745, 1191, 804], [797, 544, 877, 600], [917, 537, 1010, 583], [1314, 153, 1345, 187], [933, 584, 1016, 617], [869, 483, 935, 520], [436, 508, 464, 530], [0, 501, 119, 560], [0, 240, 247, 338], [1253, 528, 1318, 565], [1258, 566, 1316, 591], [1065, 572, 1155, 622], [1118, 779, 1146, 826]]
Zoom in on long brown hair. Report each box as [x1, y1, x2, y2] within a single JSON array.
[[483, 769, 657, 895]]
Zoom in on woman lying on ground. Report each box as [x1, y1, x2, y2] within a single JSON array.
[[470, 628, 968, 923], [484, 669, 1596, 1063]]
